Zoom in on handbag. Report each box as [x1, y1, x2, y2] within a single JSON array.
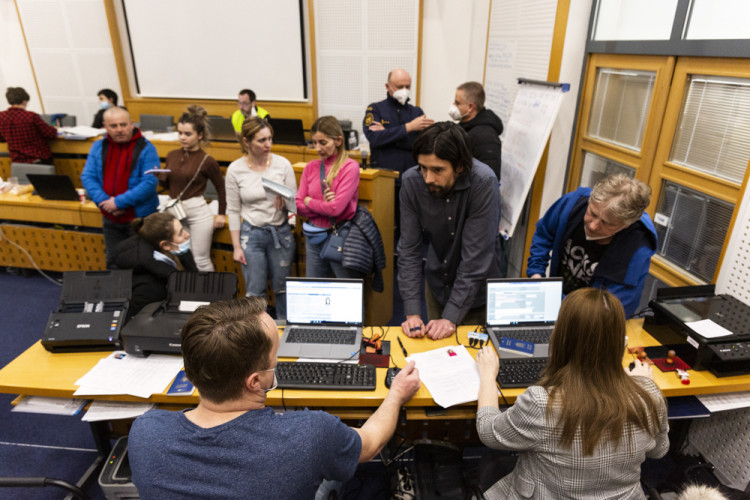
[[316, 160, 352, 262], [302, 221, 329, 245], [320, 221, 351, 262], [158, 153, 209, 221], [162, 198, 187, 220]]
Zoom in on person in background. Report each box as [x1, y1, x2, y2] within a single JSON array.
[[363, 69, 433, 174], [231, 89, 269, 133], [475, 287, 669, 499], [81, 107, 159, 268], [363, 68, 434, 243], [526, 174, 656, 317], [399, 122, 503, 340], [296, 116, 362, 279], [159, 105, 226, 272], [226, 117, 296, 319], [450, 81, 503, 179], [114, 212, 196, 318], [128, 296, 421, 499], [0, 86, 58, 164], [92, 88, 122, 129]]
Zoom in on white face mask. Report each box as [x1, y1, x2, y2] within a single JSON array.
[[584, 233, 611, 241], [100, 101, 111, 110], [448, 104, 463, 121], [392, 88, 410, 106], [170, 238, 191, 255]]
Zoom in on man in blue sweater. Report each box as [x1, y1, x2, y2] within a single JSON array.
[[527, 174, 657, 317], [129, 296, 420, 499]]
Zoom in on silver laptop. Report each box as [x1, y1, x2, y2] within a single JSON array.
[[278, 278, 364, 359], [208, 117, 238, 142], [485, 278, 563, 359]]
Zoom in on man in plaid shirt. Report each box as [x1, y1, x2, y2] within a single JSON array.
[[0, 87, 58, 164]]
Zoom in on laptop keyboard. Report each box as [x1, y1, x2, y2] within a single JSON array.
[[276, 362, 376, 390], [492, 328, 553, 345], [496, 357, 549, 388], [286, 327, 357, 345]]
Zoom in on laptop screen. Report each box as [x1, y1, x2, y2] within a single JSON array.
[[286, 278, 363, 325], [486, 278, 563, 326]]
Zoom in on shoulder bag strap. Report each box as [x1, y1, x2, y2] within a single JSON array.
[[320, 160, 337, 228], [175, 153, 210, 201]]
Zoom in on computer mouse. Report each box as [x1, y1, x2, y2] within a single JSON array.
[[385, 368, 401, 389]]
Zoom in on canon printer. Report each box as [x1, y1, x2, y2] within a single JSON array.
[[644, 284, 750, 377], [121, 271, 237, 356], [42, 270, 132, 353]]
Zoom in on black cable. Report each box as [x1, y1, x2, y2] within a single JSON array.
[[496, 380, 510, 407], [281, 388, 287, 412]]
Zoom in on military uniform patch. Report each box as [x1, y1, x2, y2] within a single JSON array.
[[364, 113, 374, 126]]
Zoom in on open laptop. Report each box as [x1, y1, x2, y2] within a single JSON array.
[[26, 174, 80, 201], [278, 278, 364, 359], [268, 117, 307, 145], [485, 278, 563, 358], [209, 117, 238, 142]]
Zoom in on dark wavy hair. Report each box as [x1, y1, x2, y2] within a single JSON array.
[[412, 121, 473, 173]]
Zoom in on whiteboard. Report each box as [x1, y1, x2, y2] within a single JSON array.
[[121, 0, 306, 101], [500, 81, 566, 237]]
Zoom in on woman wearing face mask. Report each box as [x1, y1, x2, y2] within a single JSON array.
[[91, 88, 125, 128], [226, 117, 297, 320], [114, 212, 197, 318], [159, 105, 226, 272], [296, 116, 362, 279]]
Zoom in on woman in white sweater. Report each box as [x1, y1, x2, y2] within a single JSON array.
[[226, 117, 297, 319]]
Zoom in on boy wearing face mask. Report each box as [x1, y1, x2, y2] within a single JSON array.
[[449, 82, 503, 180], [363, 68, 434, 176]]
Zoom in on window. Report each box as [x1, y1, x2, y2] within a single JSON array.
[[570, 55, 750, 288]]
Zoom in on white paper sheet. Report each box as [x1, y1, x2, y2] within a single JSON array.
[[685, 319, 734, 338], [82, 400, 155, 422], [407, 345, 480, 408], [697, 391, 750, 412], [58, 125, 105, 139], [12, 396, 87, 415], [74, 351, 184, 399]]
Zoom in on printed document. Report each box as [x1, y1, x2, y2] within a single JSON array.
[[407, 345, 480, 408]]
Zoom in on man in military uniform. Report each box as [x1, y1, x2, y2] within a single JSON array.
[[363, 69, 433, 175]]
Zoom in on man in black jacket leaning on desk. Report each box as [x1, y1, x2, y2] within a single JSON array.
[[399, 122, 504, 340]]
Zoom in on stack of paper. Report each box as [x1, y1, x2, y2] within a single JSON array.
[[82, 401, 155, 422], [58, 126, 106, 140], [74, 351, 184, 399], [407, 345, 480, 408], [12, 396, 87, 415]]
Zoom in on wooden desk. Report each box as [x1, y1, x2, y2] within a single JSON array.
[[2, 322, 749, 413]]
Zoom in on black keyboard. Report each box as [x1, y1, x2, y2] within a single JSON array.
[[493, 328, 553, 345], [276, 362, 376, 390], [496, 357, 549, 388], [286, 327, 357, 345]]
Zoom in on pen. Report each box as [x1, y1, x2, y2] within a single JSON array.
[[397, 337, 408, 357]]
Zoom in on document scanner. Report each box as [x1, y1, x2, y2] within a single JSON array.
[[121, 271, 238, 357], [644, 285, 750, 377], [42, 270, 132, 353]]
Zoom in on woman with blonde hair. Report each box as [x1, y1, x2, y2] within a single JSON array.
[[296, 115, 361, 278], [226, 117, 297, 319], [159, 105, 226, 271], [475, 287, 669, 499]]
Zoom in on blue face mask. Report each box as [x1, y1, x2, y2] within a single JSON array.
[[100, 101, 111, 110], [170, 239, 191, 255]]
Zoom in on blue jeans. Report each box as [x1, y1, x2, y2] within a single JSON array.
[[305, 239, 364, 280], [102, 217, 134, 269], [240, 221, 295, 319]]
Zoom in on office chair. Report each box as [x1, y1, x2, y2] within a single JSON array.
[[10, 162, 55, 184], [139, 114, 175, 133], [0, 477, 90, 499]]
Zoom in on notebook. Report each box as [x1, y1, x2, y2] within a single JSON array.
[[278, 278, 364, 359], [26, 174, 80, 201], [267, 117, 307, 145], [209, 117, 238, 142], [485, 278, 563, 359]]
